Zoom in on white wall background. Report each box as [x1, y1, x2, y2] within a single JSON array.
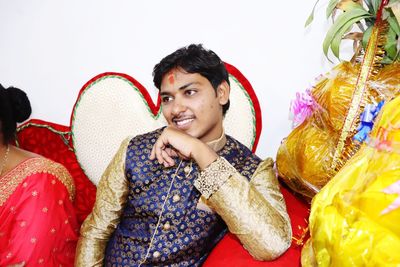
[[0, 0, 348, 158]]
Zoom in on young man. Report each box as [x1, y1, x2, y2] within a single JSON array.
[[75, 44, 291, 266]]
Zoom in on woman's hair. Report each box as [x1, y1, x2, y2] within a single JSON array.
[[0, 84, 32, 144]]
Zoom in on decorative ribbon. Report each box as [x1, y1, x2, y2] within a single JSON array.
[[381, 180, 400, 215], [290, 89, 318, 128], [331, 0, 389, 170], [376, 126, 393, 151], [353, 101, 384, 142]]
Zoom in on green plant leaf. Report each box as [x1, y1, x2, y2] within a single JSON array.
[[387, 1, 400, 28], [327, 0, 340, 18], [385, 5, 400, 61], [372, 0, 381, 15], [305, 0, 321, 27], [331, 24, 359, 58], [362, 25, 373, 49], [364, 0, 374, 13], [364, 0, 381, 15], [323, 6, 372, 57], [396, 38, 400, 61], [381, 55, 394, 64], [330, 32, 346, 58], [364, 17, 376, 27], [388, 15, 400, 35], [385, 27, 398, 59]]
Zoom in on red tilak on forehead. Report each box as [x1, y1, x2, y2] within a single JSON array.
[[168, 73, 174, 84]]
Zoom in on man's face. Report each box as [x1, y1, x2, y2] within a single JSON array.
[[160, 68, 229, 143]]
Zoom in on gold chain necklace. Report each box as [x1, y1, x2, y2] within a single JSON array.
[[0, 145, 10, 176], [138, 159, 187, 266]]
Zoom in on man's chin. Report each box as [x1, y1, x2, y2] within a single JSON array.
[[183, 129, 200, 139]]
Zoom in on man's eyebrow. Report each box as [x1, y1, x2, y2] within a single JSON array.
[[179, 82, 200, 90], [160, 82, 200, 96]]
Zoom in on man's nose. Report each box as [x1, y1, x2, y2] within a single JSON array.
[[171, 97, 186, 115]]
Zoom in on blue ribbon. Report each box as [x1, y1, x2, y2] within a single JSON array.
[[353, 101, 384, 143]]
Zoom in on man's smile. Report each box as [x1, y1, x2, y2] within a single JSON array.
[[172, 116, 195, 129]]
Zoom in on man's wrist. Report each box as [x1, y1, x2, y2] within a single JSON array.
[[191, 140, 218, 170], [194, 157, 236, 199]]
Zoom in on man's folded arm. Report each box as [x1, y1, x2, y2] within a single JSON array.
[[194, 157, 292, 261], [75, 137, 131, 267]]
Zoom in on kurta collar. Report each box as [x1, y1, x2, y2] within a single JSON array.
[[206, 130, 226, 152]]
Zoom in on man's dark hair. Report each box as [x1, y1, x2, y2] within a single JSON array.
[[153, 44, 230, 115], [0, 84, 32, 144]]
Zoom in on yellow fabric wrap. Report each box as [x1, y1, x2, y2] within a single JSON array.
[[301, 95, 400, 266], [277, 62, 400, 199]]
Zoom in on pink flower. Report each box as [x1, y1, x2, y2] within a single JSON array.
[[290, 89, 317, 128]]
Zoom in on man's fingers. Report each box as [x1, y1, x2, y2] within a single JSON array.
[[150, 137, 166, 164], [150, 145, 156, 160], [161, 150, 175, 167], [165, 147, 178, 158], [150, 128, 188, 166], [155, 143, 165, 164]]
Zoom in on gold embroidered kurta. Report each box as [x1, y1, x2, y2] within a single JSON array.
[[195, 157, 292, 260], [76, 129, 291, 266]]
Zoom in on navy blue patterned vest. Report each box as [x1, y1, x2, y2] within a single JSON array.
[[105, 128, 261, 266]]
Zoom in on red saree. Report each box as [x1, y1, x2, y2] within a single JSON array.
[[0, 158, 78, 267]]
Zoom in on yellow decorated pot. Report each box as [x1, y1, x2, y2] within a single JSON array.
[[277, 62, 400, 199], [301, 95, 400, 266]]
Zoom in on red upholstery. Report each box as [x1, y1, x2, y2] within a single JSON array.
[[204, 186, 309, 266], [16, 66, 309, 265], [16, 120, 96, 224], [17, 121, 309, 267]]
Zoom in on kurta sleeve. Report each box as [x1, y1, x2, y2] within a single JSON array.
[[194, 157, 292, 261], [75, 137, 131, 266]]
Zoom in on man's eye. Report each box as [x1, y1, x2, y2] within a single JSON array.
[[185, 90, 196, 96], [162, 96, 173, 103]]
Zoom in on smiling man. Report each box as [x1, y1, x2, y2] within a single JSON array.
[[75, 44, 291, 266]]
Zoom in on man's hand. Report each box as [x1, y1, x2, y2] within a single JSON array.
[[149, 127, 218, 169]]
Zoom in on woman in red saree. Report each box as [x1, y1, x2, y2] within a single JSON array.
[[0, 85, 78, 266]]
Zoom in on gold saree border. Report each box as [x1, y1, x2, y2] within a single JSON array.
[[0, 157, 75, 206]]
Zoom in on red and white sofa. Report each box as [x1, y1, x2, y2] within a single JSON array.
[[16, 63, 309, 266]]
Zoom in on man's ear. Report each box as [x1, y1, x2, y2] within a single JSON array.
[[217, 81, 230, 105]]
